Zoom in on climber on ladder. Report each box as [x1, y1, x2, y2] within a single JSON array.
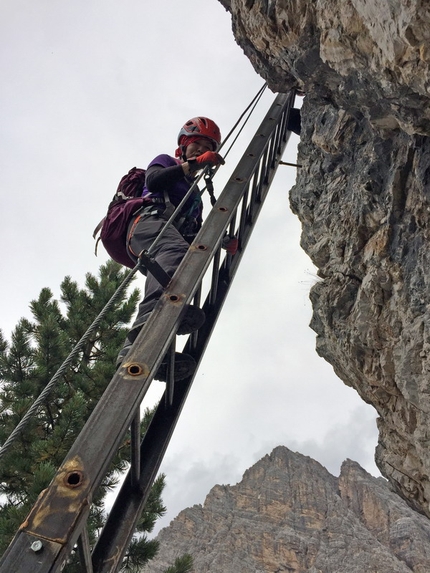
[[116, 116, 237, 379], [0, 90, 297, 573]]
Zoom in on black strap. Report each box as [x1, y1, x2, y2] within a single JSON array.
[[204, 169, 217, 206], [163, 190, 176, 219]]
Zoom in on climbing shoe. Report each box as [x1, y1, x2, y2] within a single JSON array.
[[155, 352, 196, 382], [177, 305, 205, 335]]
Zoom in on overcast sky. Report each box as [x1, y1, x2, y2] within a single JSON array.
[[1, 1, 380, 536]]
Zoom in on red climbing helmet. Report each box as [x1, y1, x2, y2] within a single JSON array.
[[177, 117, 222, 151]]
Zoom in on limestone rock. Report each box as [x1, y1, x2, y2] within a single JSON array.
[[143, 447, 430, 572], [218, 1, 430, 517]]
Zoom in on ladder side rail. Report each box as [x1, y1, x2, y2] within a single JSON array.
[[77, 528, 94, 573], [165, 340, 177, 408], [92, 91, 295, 572], [0, 92, 294, 573], [188, 283, 203, 351], [130, 412, 141, 488], [237, 186, 250, 242], [226, 210, 238, 274], [208, 246, 222, 307]]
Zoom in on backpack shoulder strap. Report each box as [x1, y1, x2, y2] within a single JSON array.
[[93, 216, 106, 255], [93, 217, 105, 240]]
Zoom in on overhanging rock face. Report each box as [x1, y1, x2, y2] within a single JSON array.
[[219, 0, 430, 518]]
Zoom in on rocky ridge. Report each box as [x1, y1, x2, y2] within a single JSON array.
[[218, 0, 430, 518], [144, 447, 430, 572]]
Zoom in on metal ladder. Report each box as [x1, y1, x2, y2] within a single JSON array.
[[0, 91, 295, 573]]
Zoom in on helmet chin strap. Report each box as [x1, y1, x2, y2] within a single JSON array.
[[180, 145, 188, 162], [174, 144, 188, 160]]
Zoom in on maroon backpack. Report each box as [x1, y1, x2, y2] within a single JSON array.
[[94, 167, 148, 268]]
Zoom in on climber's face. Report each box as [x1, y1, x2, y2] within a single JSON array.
[[185, 138, 214, 159]]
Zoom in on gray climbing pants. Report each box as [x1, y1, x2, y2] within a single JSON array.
[[126, 212, 190, 335]]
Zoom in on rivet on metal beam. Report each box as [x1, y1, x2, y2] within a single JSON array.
[[31, 540, 43, 553]]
